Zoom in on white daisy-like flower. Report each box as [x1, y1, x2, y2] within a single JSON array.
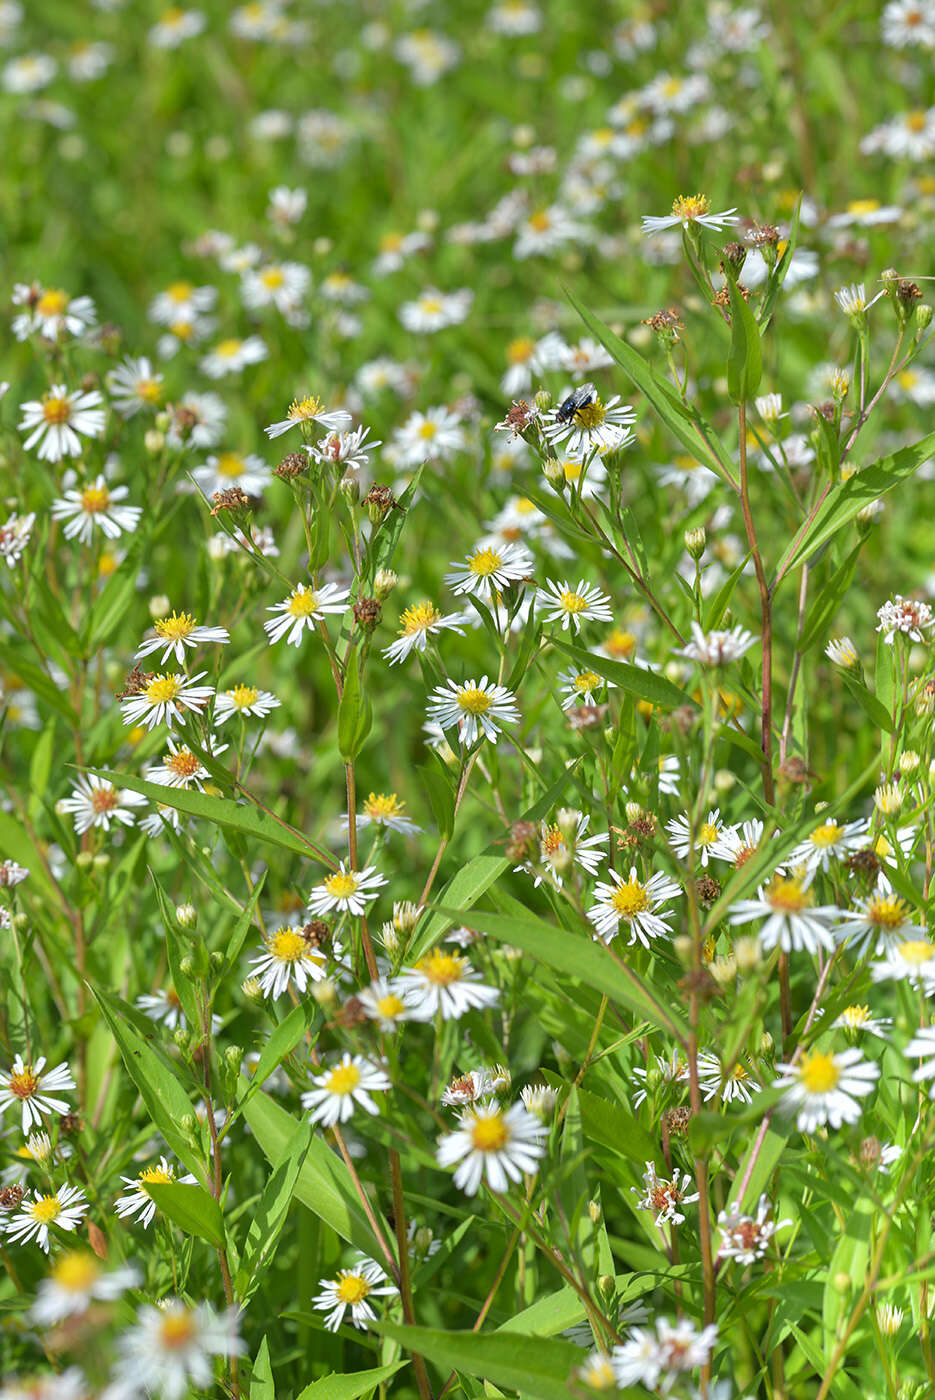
[[575, 1351, 618, 1392], [191, 450, 273, 499], [352, 791, 422, 836], [213, 683, 280, 725], [264, 581, 351, 647], [876, 594, 934, 643], [398, 286, 473, 333], [119, 671, 215, 730], [905, 1026, 935, 1097], [114, 1157, 198, 1229], [148, 280, 217, 325], [0, 859, 30, 888], [717, 1195, 790, 1266], [2, 52, 57, 95], [249, 924, 329, 998], [696, 1051, 761, 1105], [12, 285, 97, 340], [199, 335, 267, 379], [632, 1050, 687, 1108], [825, 636, 858, 667], [588, 866, 682, 946], [312, 1255, 398, 1332], [146, 735, 226, 790], [557, 665, 612, 710], [136, 987, 188, 1031], [829, 1005, 892, 1039], [241, 261, 310, 316], [871, 936, 935, 987], [266, 185, 307, 225], [307, 862, 388, 917], [393, 406, 466, 466], [166, 390, 226, 449], [50, 476, 142, 544], [58, 773, 147, 833], [139, 804, 185, 839], [436, 1101, 545, 1195], [882, 0, 935, 47], [110, 1300, 243, 1400], [425, 676, 520, 747], [264, 394, 352, 440], [710, 818, 764, 867], [776, 1047, 879, 1132], [30, 1251, 141, 1324], [372, 227, 431, 276], [789, 816, 869, 872], [676, 620, 757, 665], [149, 7, 206, 47], [106, 356, 164, 416], [441, 1068, 496, 1106], [301, 1053, 391, 1127], [399, 948, 500, 1021], [535, 578, 613, 633], [613, 1317, 718, 1393], [0, 1054, 75, 1132], [18, 383, 106, 461], [444, 542, 534, 598], [358, 977, 414, 1032], [382, 601, 467, 664], [632, 1160, 700, 1227], [4, 1185, 87, 1252], [0, 511, 36, 567], [515, 811, 608, 888], [834, 282, 884, 317], [835, 874, 921, 955], [642, 193, 738, 235], [134, 610, 229, 666], [309, 423, 382, 471], [666, 809, 730, 868], [727, 871, 839, 954], [542, 388, 636, 456]]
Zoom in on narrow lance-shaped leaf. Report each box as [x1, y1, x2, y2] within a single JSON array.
[[726, 275, 763, 404]]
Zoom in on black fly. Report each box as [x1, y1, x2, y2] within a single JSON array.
[[555, 382, 596, 423]]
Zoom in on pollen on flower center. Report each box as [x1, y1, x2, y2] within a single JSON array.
[[154, 611, 197, 642], [868, 895, 909, 928], [53, 1252, 100, 1291], [416, 949, 465, 985], [468, 547, 503, 577], [289, 395, 324, 422], [799, 1051, 840, 1094], [137, 378, 162, 403], [611, 879, 650, 917], [228, 684, 259, 709], [507, 336, 535, 363], [324, 872, 360, 898], [139, 1165, 174, 1190], [167, 749, 200, 777], [42, 394, 71, 424], [216, 453, 246, 478], [91, 786, 119, 813], [336, 1273, 370, 1304], [9, 1068, 39, 1099], [37, 289, 68, 316], [363, 792, 404, 819], [560, 591, 589, 613], [31, 1196, 63, 1224], [327, 1063, 361, 1095], [80, 486, 111, 513], [401, 602, 440, 635], [270, 928, 307, 962], [159, 1314, 198, 1349], [907, 110, 927, 132], [605, 629, 636, 658], [287, 588, 319, 617], [471, 1113, 510, 1152], [167, 280, 193, 301], [456, 686, 492, 715], [810, 823, 843, 847], [898, 939, 933, 964], [420, 297, 442, 314], [571, 398, 606, 429], [699, 821, 719, 845], [767, 877, 810, 913], [145, 675, 182, 705], [672, 192, 710, 220], [839, 1005, 871, 1028], [417, 421, 438, 439], [215, 339, 242, 358], [261, 268, 285, 288], [377, 993, 406, 1018], [575, 670, 601, 691]]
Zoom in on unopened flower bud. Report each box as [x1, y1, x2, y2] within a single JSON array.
[[312, 978, 338, 1008], [534, 389, 552, 413], [12, 912, 29, 934], [713, 768, 736, 794], [144, 429, 165, 455], [598, 1275, 615, 1300], [759, 1030, 774, 1058], [176, 902, 197, 929], [224, 1045, 242, 1069], [92, 852, 110, 873], [373, 568, 398, 601], [833, 1272, 851, 1295], [76, 851, 94, 872], [209, 951, 224, 971], [542, 456, 565, 491], [173, 1026, 191, 1051], [179, 1113, 198, 1136], [684, 526, 706, 560], [241, 977, 263, 1000], [709, 955, 737, 987], [179, 955, 195, 978], [624, 801, 643, 824], [155, 411, 171, 432], [916, 303, 933, 332], [588, 1199, 601, 1223], [339, 470, 360, 505], [149, 594, 171, 620], [874, 782, 903, 816], [556, 807, 580, 839], [899, 750, 921, 777]]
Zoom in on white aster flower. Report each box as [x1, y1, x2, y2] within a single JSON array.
[[0, 1054, 75, 1132], [18, 383, 106, 461], [166, 390, 226, 449], [696, 1051, 760, 1105], [676, 620, 757, 665], [30, 1252, 141, 1324], [444, 542, 533, 598], [829, 1004, 892, 1039], [535, 578, 613, 633], [393, 406, 466, 466], [352, 791, 422, 836], [301, 1053, 391, 1126], [114, 1157, 198, 1229], [266, 185, 307, 225], [825, 636, 858, 667], [309, 423, 381, 471], [557, 665, 612, 710], [249, 924, 330, 998], [666, 809, 731, 868], [728, 871, 839, 954], [58, 773, 146, 833], [307, 862, 387, 917], [776, 1047, 879, 1132], [613, 1317, 718, 1393], [312, 1255, 397, 1332], [199, 335, 267, 379], [51, 476, 142, 543], [135, 611, 229, 666], [790, 816, 869, 872], [633, 1160, 700, 1227], [399, 948, 499, 1021], [871, 936, 935, 987], [0, 512, 36, 567], [4, 1185, 87, 1252], [0, 859, 29, 887], [835, 874, 921, 955], [106, 356, 164, 416], [717, 1195, 790, 1265], [265, 394, 352, 440], [148, 279, 217, 325], [358, 977, 414, 1032], [515, 811, 608, 887], [632, 1050, 687, 1108], [588, 866, 682, 946], [12, 285, 96, 340], [264, 581, 351, 647], [905, 1025, 935, 1096], [120, 671, 214, 729], [191, 450, 273, 499], [241, 261, 310, 317], [398, 287, 472, 332], [877, 594, 933, 643], [425, 676, 520, 747], [110, 1300, 243, 1400], [149, 7, 206, 47], [2, 52, 57, 93], [136, 988, 189, 1031], [213, 683, 280, 724], [642, 192, 738, 234], [436, 1101, 545, 1195], [382, 600, 467, 664], [542, 386, 636, 455]]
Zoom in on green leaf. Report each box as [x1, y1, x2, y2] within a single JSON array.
[[144, 1181, 226, 1250], [799, 546, 861, 654], [434, 905, 688, 1042], [822, 1194, 873, 1353], [221, 872, 268, 976], [726, 277, 763, 403], [337, 647, 371, 760], [757, 196, 802, 326], [840, 672, 894, 734], [550, 637, 695, 712], [368, 466, 423, 581], [250, 1337, 275, 1400], [565, 287, 738, 487], [0, 641, 77, 723], [90, 984, 206, 1183], [294, 1363, 408, 1400], [727, 1115, 793, 1212], [576, 1088, 660, 1168], [703, 552, 752, 631], [416, 759, 455, 841], [242, 1087, 394, 1258], [374, 1323, 590, 1400], [237, 1001, 319, 1114], [236, 1117, 312, 1304], [83, 546, 144, 649], [779, 433, 935, 575], [85, 768, 334, 867]]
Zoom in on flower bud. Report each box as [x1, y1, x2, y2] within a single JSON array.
[[173, 1026, 191, 1051], [224, 1045, 242, 1069], [587, 1199, 601, 1223], [312, 978, 338, 1008], [916, 303, 933, 332], [92, 852, 110, 873], [241, 977, 263, 1001], [734, 936, 762, 973], [673, 934, 694, 966], [684, 526, 706, 560], [179, 1113, 198, 1137], [176, 902, 197, 929], [373, 568, 398, 601], [75, 851, 94, 871], [713, 767, 736, 794], [210, 951, 225, 971], [534, 389, 552, 413], [179, 955, 195, 978], [541, 456, 565, 491], [144, 429, 165, 455], [339, 470, 360, 505], [149, 594, 171, 620]]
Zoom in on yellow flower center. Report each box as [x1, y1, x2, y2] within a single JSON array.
[[847, 198, 880, 215], [166, 749, 200, 778], [839, 1005, 870, 1028], [363, 792, 405, 821], [159, 1313, 198, 1349], [154, 610, 196, 642], [507, 336, 535, 364], [400, 602, 440, 636], [416, 949, 465, 985], [867, 895, 909, 929], [99, 551, 119, 577], [471, 1112, 510, 1152], [227, 684, 259, 709], [799, 1051, 840, 1094], [169, 319, 194, 340], [419, 297, 442, 315], [287, 587, 319, 617], [699, 821, 719, 845], [90, 785, 119, 813], [604, 628, 636, 659], [907, 111, 928, 132], [809, 822, 843, 848], [8, 1067, 39, 1100], [41, 394, 71, 425], [574, 670, 601, 692], [540, 825, 566, 857], [610, 878, 650, 917], [671, 193, 710, 220], [144, 675, 183, 704], [79, 485, 110, 514], [260, 267, 285, 289], [336, 1273, 370, 1304], [898, 939, 934, 966], [167, 280, 194, 302], [30, 1195, 63, 1224], [571, 398, 606, 429], [270, 928, 308, 962], [215, 339, 243, 359], [468, 547, 502, 577], [216, 452, 246, 478], [37, 289, 68, 316], [767, 877, 811, 913], [327, 1063, 361, 1095], [417, 421, 438, 439], [376, 993, 406, 1019], [323, 871, 359, 899], [380, 232, 404, 252], [663, 77, 683, 96], [562, 459, 583, 482], [52, 1251, 100, 1292], [456, 686, 492, 715], [560, 590, 589, 613], [139, 1165, 174, 1191], [137, 378, 162, 403], [528, 209, 552, 232]]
